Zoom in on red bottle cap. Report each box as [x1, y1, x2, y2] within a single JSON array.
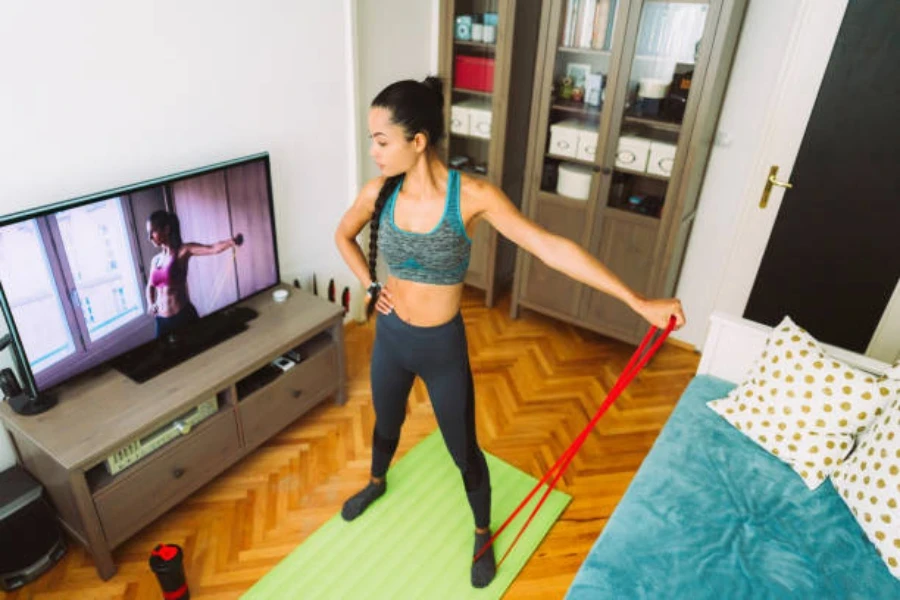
[[152, 544, 179, 562]]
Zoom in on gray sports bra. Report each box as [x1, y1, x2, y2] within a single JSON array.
[[377, 170, 471, 285]]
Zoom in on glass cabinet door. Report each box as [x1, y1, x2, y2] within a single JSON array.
[[603, 0, 710, 218], [448, 0, 501, 179], [540, 0, 624, 202]]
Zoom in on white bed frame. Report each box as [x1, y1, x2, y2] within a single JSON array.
[[697, 311, 892, 384]]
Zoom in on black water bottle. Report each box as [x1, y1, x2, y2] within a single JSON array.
[[149, 544, 190, 599]]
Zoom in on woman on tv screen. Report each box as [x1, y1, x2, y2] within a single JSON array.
[[146, 210, 244, 338]]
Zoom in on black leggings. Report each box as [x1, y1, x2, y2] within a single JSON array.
[[370, 310, 491, 529], [155, 303, 199, 338]]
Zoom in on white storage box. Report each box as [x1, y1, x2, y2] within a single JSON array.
[[647, 141, 677, 177], [450, 104, 471, 136], [615, 135, 652, 173], [548, 119, 585, 159], [557, 163, 593, 201], [468, 103, 493, 139], [577, 129, 599, 162], [451, 100, 492, 139]]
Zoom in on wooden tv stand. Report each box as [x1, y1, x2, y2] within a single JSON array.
[[0, 287, 346, 580]]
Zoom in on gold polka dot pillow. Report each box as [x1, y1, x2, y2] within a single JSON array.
[[831, 394, 900, 578], [707, 316, 895, 490]]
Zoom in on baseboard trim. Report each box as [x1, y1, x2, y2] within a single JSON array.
[[666, 337, 698, 353]]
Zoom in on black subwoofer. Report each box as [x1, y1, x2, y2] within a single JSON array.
[[0, 465, 66, 591]]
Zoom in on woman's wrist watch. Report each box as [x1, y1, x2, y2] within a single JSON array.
[[367, 281, 382, 297]]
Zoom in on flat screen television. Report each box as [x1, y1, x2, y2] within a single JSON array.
[[0, 152, 280, 401]]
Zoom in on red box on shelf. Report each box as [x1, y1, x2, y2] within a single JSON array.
[[454, 55, 495, 93]]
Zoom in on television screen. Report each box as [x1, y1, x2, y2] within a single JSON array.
[[0, 153, 279, 393]]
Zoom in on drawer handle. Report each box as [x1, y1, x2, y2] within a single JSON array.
[[172, 467, 185, 479], [291, 389, 303, 399]]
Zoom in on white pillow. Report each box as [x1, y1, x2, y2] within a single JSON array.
[[707, 316, 897, 490], [832, 393, 900, 578]]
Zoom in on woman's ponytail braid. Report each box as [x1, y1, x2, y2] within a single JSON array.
[[365, 76, 443, 319], [366, 175, 402, 319]]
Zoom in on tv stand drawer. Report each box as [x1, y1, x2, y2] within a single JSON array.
[[240, 341, 339, 448], [93, 410, 240, 548]]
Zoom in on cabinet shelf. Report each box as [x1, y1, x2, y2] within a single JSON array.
[[553, 99, 603, 118], [615, 167, 670, 182], [454, 40, 497, 51], [558, 46, 611, 57], [546, 153, 600, 169], [235, 330, 333, 401], [452, 87, 493, 98], [84, 404, 233, 494], [451, 131, 491, 142], [622, 114, 682, 133]]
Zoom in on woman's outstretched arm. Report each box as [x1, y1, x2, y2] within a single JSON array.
[[471, 181, 685, 330], [183, 233, 243, 257]]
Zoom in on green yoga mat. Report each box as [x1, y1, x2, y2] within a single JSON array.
[[242, 430, 571, 599]]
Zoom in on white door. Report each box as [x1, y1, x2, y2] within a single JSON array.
[[674, 0, 844, 349], [678, 0, 900, 363], [714, 0, 847, 320], [715, 0, 899, 363]]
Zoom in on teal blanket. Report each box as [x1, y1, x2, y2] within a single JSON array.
[[566, 375, 900, 599]]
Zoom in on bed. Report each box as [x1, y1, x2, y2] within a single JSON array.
[[565, 311, 900, 599]]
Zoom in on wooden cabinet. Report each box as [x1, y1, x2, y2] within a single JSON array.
[[512, 0, 747, 344], [93, 410, 241, 549], [437, 0, 544, 307], [239, 333, 338, 450], [582, 211, 659, 340], [518, 195, 588, 319], [0, 288, 346, 580]]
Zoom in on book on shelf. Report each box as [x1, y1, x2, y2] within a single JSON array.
[[562, 0, 614, 50]]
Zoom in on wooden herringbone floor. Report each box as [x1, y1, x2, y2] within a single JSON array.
[[2, 288, 699, 600]]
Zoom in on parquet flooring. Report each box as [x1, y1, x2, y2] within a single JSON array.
[[1, 288, 699, 599]]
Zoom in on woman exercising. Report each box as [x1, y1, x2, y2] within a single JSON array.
[[146, 210, 244, 338], [334, 77, 685, 588]]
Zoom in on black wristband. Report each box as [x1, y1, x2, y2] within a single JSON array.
[[367, 281, 382, 297]]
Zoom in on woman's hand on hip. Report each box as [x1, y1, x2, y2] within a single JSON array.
[[634, 297, 685, 330], [370, 285, 395, 315]]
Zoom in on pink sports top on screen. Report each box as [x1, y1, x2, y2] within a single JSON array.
[[149, 254, 186, 287]]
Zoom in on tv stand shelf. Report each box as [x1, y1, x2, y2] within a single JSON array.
[[0, 287, 346, 580]]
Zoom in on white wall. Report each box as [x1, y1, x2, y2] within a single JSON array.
[[355, 0, 439, 184], [0, 0, 359, 468], [672, 0, 799, 348], [352, 0, 440, 285], [867, 279, 900, 364]]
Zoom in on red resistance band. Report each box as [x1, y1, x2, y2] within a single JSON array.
[[475, 316, 676, 567]]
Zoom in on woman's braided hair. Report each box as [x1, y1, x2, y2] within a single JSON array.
[[365, 76, 445, 319]]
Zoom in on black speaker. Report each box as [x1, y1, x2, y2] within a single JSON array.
[[0, 466, 66, 591]]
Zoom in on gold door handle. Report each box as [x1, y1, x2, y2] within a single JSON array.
[[759, 165, 794, 208]]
